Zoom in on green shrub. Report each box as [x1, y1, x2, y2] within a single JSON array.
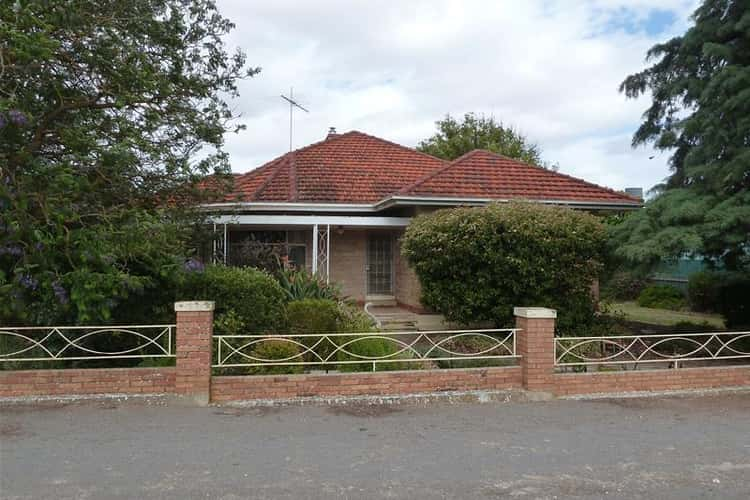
[[401, 202, 606, 334], [601, 271, 648, 301], [637, 284, 685, 310], [248, 340, 304, 375], [337, 337, 414, 372], [277, 269, 343, 302], [687, 271, 720, 312], [671, 321, 716, 332], [286, 299, 340, 362], [287, 299, 340, 333], [715, 273, 750, 329], [178, 265, 286, 333], [335, 303, 377, 333]]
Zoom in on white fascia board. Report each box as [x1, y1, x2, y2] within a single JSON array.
[[378, 196, 642, 210], [207, 214, 412, 227], [199, 202, 377, 212]]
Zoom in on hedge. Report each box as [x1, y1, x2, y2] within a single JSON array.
[[401, 202, 607, 334]]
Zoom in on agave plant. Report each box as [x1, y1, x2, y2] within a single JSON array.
[[276, 269, 344, 302]]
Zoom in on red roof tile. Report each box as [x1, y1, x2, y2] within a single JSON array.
[[224, 131, 639, 206], [402, 149, 640, 205], [228, 131, 445, 204]]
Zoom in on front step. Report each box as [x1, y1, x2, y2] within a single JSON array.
[[365, 295, 397, 307], [378, 319, 419, 332]]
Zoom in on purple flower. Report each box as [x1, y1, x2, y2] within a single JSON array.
[[34, 242, 44, 251], [52, 281, 69, 304], [7, 110, 28, 126], [184, 258, 205, 273], [17, 274, 38, 290], [0, 244, 23, 257], [0, 114, 6, 129]]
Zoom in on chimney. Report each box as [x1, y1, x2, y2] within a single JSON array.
[[326, 127, 338, 139], [624, 187, 644, 200]]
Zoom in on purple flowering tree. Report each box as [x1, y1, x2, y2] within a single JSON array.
[[0, 0, 257, 324]]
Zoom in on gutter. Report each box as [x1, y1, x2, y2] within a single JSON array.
[[199, 196, 642, 214]]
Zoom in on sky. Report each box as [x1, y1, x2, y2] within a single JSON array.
[[216, 0, 699, 192]]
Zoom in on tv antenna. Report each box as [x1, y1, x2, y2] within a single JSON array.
[[280, 87, 309, 151]]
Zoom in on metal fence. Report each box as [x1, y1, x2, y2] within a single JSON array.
[[555, 331, 750, 369], [0, 325, 176, 362], [213, 329, 518, 370]]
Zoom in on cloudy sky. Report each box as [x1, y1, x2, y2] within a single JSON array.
[[216, 0, 698, 192]]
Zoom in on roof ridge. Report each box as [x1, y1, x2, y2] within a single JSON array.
[[398, 149, 483, 194], [476, 149, 641, 202], [346, 130, 449, 164], [250, 155, 290, 201]]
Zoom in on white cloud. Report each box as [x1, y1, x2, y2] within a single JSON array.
[[218, 0, 698, 191]]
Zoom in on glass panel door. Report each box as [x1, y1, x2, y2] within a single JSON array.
[[367, 233, 393, 295]]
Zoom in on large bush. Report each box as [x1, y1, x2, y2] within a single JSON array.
[[179, 265, 286, 334], [715, 274, 750, 329], [601, 271, 648, 301], [687, 271, 720, 312], [401, 202, 607, 333], [636, 284, 685, 310]]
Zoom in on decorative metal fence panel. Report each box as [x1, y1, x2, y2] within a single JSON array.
[[555, 332, 750, 368], [213, 329, 518, 369], [0, 325, 176, 362]]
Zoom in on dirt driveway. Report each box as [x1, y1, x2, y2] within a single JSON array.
[[1, 391, 749, 499]]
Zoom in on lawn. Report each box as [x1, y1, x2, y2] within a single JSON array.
[[604, 301, 725, 329]]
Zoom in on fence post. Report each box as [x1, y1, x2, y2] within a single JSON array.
[[175, 301, 214, 406], [515, 307, 556, 394]]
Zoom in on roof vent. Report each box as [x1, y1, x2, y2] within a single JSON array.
[[624, 187, 643, 200], [327, 127, 338, 139]]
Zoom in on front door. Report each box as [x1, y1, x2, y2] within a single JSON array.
[[366, 233, 393, 296]]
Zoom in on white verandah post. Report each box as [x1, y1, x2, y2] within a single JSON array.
[[312, 224, 318, 274]]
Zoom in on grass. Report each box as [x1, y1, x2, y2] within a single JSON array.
[[604, 301, 725, 328]]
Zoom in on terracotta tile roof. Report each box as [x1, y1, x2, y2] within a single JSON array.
[[401, 149, 641, 205], [224, 131, 639, 206], [228, 131, 445, 203]]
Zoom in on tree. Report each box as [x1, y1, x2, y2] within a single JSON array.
[[613, 0, 750, 273], [0, 0, 258, 324], [401, 202, 606, 334], [417, 113, 552, 168]]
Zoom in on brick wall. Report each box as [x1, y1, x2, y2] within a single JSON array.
[[211, 366, 522, 402], [554, 366, 750, 397], [0, 367, 175, 398], [394, 232, 424, 311], [330, 229, 367, 302]]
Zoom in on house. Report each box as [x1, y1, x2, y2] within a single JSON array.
[[202, 130, 640, 311]]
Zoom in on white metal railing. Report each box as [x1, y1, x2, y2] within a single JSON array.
[[555, 331, 750, 368], [213, 329, 518, 369], [0, 325, 176, 362]]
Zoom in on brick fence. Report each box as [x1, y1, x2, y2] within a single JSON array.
[[1, 302, 749, 404]]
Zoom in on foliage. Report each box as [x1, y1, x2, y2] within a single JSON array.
[[601, 271, 649, 301], [614, 0, 750, 273], [248, 340, 303, 376], [179, 265, 286, 333], [286, 299, 339, 334], [0, 0, 257, 325], [687, 271, 721, 312], [636, 285, 686, 311], [417, 113, 554, 168], [715, 273, 750, 329], [401, 202, 607, 334], [671, 320, 717, 333], [337, 337, 414, 372], [228, 238, 283, 272], [335, 303, 376, 333], [276, 268, 343, 302], [213, 309, 246, 336]]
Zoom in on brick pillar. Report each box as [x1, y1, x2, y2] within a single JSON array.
[[175, 301, 214, 405], [515, 307, 556, 393]]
